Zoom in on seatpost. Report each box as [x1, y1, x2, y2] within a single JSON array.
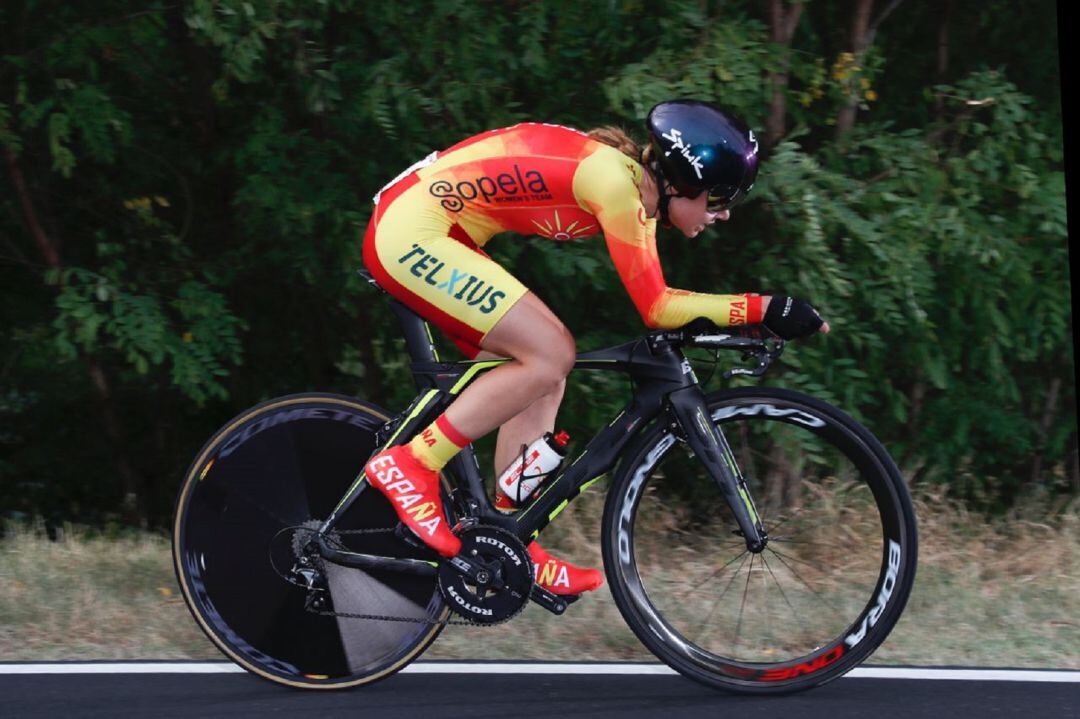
[[388, 299, 438, 364]]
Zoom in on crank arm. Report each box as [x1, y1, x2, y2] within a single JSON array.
[[530, 585, 578, 615], [667, 386, 767, 552]]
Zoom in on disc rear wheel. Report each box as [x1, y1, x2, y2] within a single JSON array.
[[172, 393, 449, 689]]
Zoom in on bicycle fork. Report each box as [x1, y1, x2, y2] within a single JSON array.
[[667, 386, 767, 553]]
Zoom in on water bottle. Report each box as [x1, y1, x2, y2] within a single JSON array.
[[497, 431, 570, 505]]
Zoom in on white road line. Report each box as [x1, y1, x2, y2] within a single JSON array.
[[0, 663, 243, 675], [405, 663, 678, 675], [849, 667, 1080, 683], [0, 662, 1078, 682]]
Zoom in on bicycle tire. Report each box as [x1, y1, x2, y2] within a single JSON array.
[[172, 393, 449, 689], [601, 386, 917, 694]]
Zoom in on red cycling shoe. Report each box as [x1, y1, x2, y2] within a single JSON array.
[[527, 542, 604, 595], [364, 445, 461, 558], [495, 487, 603, 594]]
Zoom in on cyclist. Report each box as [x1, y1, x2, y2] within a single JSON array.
[[362, 100, 828, 596]]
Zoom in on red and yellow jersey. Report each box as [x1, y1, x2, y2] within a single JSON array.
[[368, 123, 762, 332]]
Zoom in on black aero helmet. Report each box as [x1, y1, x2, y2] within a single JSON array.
[[646, 100, 759, 211]]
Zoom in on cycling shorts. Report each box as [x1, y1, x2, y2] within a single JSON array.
[[362, 173, 529, 359]]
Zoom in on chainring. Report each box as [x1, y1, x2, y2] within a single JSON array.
[[438, 526, 533, 625]]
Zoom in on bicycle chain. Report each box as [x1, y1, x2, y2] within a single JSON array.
[[291, 525, 488, 627]]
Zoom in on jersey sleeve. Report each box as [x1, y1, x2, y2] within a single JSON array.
[[572, 148, 764, 330]]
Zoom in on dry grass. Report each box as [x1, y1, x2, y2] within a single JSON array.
[[2, 485, 1077, 667], [0, 523, 212, 660]]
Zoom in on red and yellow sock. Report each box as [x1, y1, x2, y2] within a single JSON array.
[[408, 414, 472, 472]]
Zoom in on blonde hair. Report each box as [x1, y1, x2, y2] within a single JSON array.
[[587, 126, 650, 163]]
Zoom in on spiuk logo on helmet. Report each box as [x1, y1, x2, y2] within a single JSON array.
[[660, 128, 705, 179]]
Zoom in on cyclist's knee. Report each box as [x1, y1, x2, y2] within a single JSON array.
[[482, 294, 575, 389], [514, 330, 572, 395], [550, 326, 576, 378]]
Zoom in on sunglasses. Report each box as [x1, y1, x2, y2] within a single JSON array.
[[705, 184, 750, 213], [675, 185, 750, 213]]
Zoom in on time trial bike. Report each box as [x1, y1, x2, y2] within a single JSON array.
[[172, 270, 917, 694]]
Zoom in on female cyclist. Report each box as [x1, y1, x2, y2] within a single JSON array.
[[361, 100, 829, 597]]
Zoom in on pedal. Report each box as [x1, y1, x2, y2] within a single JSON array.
[[529, 585, 580, 615]]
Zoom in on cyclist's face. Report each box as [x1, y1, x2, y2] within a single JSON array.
[[669, 192, 730, 237]]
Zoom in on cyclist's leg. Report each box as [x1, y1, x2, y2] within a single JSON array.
[[472, 296, 567, 475], [363, 219, 571, 556], [441, 292, 575, 439], [457, 300, 601, 593], [466, 300, 601, 595]]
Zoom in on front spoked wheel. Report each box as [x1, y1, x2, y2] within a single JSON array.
[[172, 393, 450, 689], [602, 387, 917, 694]]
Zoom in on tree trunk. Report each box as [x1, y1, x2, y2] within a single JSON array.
[[1029, 376, 1062, 486], [835, 0, 905, 139], [87, 363, 145, 523], [5, 146, 146, 524], [835, 0, 874, 138], [765, 0, 805, 150], [933, 0, 952, 120], [898, 379, 926, 472]]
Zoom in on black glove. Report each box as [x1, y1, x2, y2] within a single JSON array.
[[763, 296, 824, 340]]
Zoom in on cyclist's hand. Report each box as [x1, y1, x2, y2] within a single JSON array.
[[762, 296, 829, 339]]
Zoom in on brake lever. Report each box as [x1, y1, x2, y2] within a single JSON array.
[[722, 338, 785, 379], [723, 355, 770, 379]]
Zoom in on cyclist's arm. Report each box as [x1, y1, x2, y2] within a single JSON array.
[[573, 151, 764, 330]]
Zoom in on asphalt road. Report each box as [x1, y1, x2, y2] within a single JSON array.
[[2, 667, 1078, 718]]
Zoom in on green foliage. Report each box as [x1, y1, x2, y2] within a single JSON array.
[[53, 266, 244, 403], [0, 0, 1070, 525], [605, 5, 771, 123]]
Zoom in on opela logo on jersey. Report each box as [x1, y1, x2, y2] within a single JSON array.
[[397, 243, 507, 314], [429, 165, 551, 212], [660, 128, 705, 179]]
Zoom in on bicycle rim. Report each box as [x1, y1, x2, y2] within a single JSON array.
[[603, 387, 917, 693], [172, 394, 448, 689]]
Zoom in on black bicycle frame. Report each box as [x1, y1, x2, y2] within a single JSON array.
[[319, 276, 767, 573]]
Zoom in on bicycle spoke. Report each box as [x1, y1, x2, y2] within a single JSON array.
[[732, 553, 756, 653], [762, 511, 803, 537], [760, 548, 803, 621], [696, 551, 749, 642], [769, 537, 834, 548], [765, 546, 843, 618], [678, 548, 750, 599], [766, 545, 829, 573]]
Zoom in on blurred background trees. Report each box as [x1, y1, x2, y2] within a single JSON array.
[[1, 0, 1071, 527]]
